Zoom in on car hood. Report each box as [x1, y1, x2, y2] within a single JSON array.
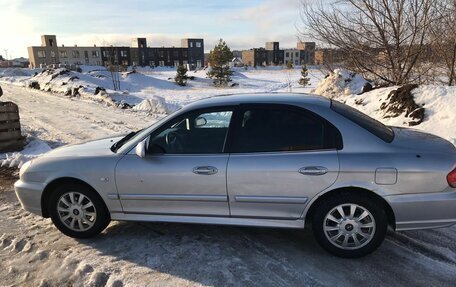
[[391, 127, 456, 153], [44, 136, 124, 158]]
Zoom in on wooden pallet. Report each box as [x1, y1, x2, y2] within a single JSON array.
[[0, 102, 24, 152]]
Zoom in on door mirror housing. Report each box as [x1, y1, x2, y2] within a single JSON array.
[[195, 116, 207, 127], [135, 138, 148, 158]]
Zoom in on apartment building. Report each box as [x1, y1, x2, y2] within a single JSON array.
[[28, 35, 103, 68], [284, 49, 301, 65], [242, 41, 315, 67], [28, 35, 204, 70]]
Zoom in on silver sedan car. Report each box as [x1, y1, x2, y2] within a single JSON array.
[[15, 93, 456, 258]]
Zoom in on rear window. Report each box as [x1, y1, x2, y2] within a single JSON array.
[[331, 100, 394, 143]]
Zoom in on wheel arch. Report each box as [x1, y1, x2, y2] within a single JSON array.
[[305, 186, 396, 230], [41, 177, 107, 218]]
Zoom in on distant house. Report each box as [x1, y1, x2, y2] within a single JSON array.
[[230, 57, 243, 68]]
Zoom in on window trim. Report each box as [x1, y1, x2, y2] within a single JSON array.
[[146, 105, 238, 155], [225, 103, 343, 154]]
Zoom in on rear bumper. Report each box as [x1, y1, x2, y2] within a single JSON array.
[[385, 189, 456, 231], [14, 180, 45, 217]]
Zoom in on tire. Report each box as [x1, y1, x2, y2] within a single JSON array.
[[48, 182, 110, 239], [311, 193, 387, 258]]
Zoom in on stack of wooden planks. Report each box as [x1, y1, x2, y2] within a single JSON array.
[[0, 102, 24, 152]]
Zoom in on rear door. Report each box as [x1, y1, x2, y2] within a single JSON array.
[[226, 104, 341, 219]]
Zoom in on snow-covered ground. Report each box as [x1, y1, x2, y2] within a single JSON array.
[[0, 67, 455, 286]]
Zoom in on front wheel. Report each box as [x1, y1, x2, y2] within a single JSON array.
[[312, 193, 387, 258], [49, 183, 110, 238]]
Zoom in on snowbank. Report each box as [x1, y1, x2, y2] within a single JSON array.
[[313, 69, 369, 98], [339, 86, 455, 146], [132, 96, 174, 114], [0, 138, 52, 168]]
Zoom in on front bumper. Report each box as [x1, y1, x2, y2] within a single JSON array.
[[14, 180, 45, 217], [385, 189, 456, 231]]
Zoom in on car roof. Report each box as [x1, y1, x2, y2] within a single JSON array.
[[183, 93, 331, 110]]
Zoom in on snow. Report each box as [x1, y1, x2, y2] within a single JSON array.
[[0, 138, 51, 168], [316, 75, 456, 146], [313, 68, 369, 98], [0, 67, 455, 286]]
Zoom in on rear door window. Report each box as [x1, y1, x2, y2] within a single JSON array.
[[230, 105, 341, 153]]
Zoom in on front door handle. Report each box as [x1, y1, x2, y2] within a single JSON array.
[[299, 166, 328, 176], [193, 166, 218, 175]]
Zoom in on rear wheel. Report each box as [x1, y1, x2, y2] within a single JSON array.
[[312, 193, 387, 258], [49, 183, 110, 238]]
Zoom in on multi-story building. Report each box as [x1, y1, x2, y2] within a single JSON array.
[[59, 45, 102, 66], [181, 39, 204, 69], [28, 35, 60, 68], [265, 42, 284, 65], [242, 48, 268, 67], [28, 35, 204, 70], [284, 49, 301, 66], [297, 42, 315, 65], [314, 48, 346, 65], [242, 41, 315, 67]]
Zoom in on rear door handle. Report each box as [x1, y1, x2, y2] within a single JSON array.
[[299, 166, 328, 176], [193, 166, 218, 175]]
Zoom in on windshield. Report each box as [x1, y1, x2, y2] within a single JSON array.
[[331, 100, 394, 143]]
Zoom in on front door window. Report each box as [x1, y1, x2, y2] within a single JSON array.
[[148, 108, 233, 154]]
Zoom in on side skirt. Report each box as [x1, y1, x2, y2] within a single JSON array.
[[110, 213, 305, 229]]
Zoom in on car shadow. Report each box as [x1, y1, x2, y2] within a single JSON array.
[[76, 220, 456, 286]]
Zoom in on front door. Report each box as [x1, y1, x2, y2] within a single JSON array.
[[226, 104, 341, 219], [116, 107, 235, 216]]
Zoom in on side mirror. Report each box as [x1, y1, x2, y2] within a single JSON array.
[[195, 116, 207, 127], [135, 138, 148, 158]]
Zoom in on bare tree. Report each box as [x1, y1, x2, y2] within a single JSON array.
[[299, 0, 438, 85], [429, 0, 456, 85]]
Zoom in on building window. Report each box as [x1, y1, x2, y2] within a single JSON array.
[[103, 51, 109, 57], [173, 50, 179, 57], [196, 42, 201, 48], [196, 60, 202, 68], [159, 61, 164, 67], [190, 42, 193, 48], [50, 51, 56, 58], [92, 51, 99, 57], [72, 50, 80, 58], [174, 60, 179, 67], [59, 51, 67, 58], [296, 52, 299, 57], [38, 50, 46, 58], [49, 39, 54, 47], [121, 50, 128, 57], [183, 51, 188, 57], [285, 52, 289, 57], [159, 51, 164, 57]]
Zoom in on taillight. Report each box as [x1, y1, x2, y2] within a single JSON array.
[[448, 167, 456, 188]]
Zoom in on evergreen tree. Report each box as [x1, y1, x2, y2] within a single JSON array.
[[207, 39, 233, 86], [299, 65, 311, 86], [174, 65, 188, 86]]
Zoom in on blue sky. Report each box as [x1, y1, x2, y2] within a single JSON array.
[[0, 0, 308, 59]]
